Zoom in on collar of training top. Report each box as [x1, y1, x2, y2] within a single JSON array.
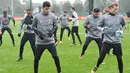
[[41, 12, 50, 16], [108, 12, 119, 16]]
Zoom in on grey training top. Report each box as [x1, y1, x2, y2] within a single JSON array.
[[98, 13, 126, 44], [59, 15, 69, 28], [84, 14, 102, 39], [0, 15, 14, 28], [33, 12, 57, 45]]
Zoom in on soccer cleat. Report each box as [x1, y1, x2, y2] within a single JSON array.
[[55, 40, 60, 46], [101, 61, 105, 64], [13, 42, 15, 47], [68, 37, 70, 40], [13, 44, 15, 47], [16, 57, 23, 62], [78, 43, 82, 46], [79, 55, 84, 60], [91, 67, 98, 73], [70, 43, 76, 46], [59, 41, 62, 44]]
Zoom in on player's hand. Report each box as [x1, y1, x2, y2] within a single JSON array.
[[48, 32, 53, 37], [87, 24, 91, 29], [39, 34, 44, 40], [102, 27, 111, 34], [18, 33, 21, 37], [27, 26, 31, 29]]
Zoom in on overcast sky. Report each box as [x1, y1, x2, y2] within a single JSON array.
[[20, 0, 85, 4]]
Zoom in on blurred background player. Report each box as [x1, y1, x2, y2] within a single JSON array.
[[59, 10, 71, 43], [16, 9, 35, 62], [0, 10, 15, 47], [79, 8, 102, 59], [70, 7, 82, 46]]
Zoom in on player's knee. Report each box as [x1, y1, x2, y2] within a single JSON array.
[[117, 56, 122, 61], [34, 57, 40, 62], [83, 44, 88, 47], [20, 45, 24, 49]]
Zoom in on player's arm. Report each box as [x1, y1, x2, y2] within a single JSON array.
[[10, 16, 15, 27], [18, 18, 25, 37], [96, 16, 105, 31], [72, 12, 78, 23], [48, 16, 57, 37], [67, 16, 71, 22], [0, 19, 2, 35], [121, 16, 126, 31], [32, 16, 44, 40], [58, 16, 62, 24], [84, 17, 91, 29]]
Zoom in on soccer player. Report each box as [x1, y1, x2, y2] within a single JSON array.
[[70, 7, 82, 46], [59, 10, 71, 43], [91, 2, 126, 73], [79, 8, 102, 59], [16, 9, 35, 62], [0, 10, 15, 46], [51, 10, 59, 45], [33, 1, 61, 73]]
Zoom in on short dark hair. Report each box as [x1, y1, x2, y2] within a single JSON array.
[[51, 10, 55, 13], [93, 8, 100, 12], [43, 1, 51, 8], [27, 9, 31, 12], [64, 10, 67, 13], [71, 7, 75, 11]]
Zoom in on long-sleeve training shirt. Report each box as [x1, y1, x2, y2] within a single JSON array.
[[72, 11, 79, 27], [18, 16, 34, 34], [0, 15, 15, 28], [84, 14, 102, 39], [32, 12, 57, 45], [59, 15, 69, 28], [98, 13, 126, 44]]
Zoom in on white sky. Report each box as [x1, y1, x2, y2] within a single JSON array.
[[24, 0, 85, 3]]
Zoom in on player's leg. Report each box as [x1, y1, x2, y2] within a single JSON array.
[[75, 26, 82, 45], [71, 27, 76, 45], [91, 42, 111, 73], [113, 44, 123, 73], [6, 28, 15, 47], [94, 38, 102, 55], [54, 27, 59, 45], [54, 27, 58, 42], [65, 26, 71, 39], [47, 44, 61, 73], [16, 33, 28, 62], [60, 28, 65, 43], [28, 33, 36, 57], [0, 28, 6, 46], [34, 45, 46, 73], [80, 37, 93, 59]]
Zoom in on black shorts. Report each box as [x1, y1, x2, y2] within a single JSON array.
[[102, 42, 123, 56]]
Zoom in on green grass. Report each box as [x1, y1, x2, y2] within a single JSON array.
[[0, 20, 130, 73]]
